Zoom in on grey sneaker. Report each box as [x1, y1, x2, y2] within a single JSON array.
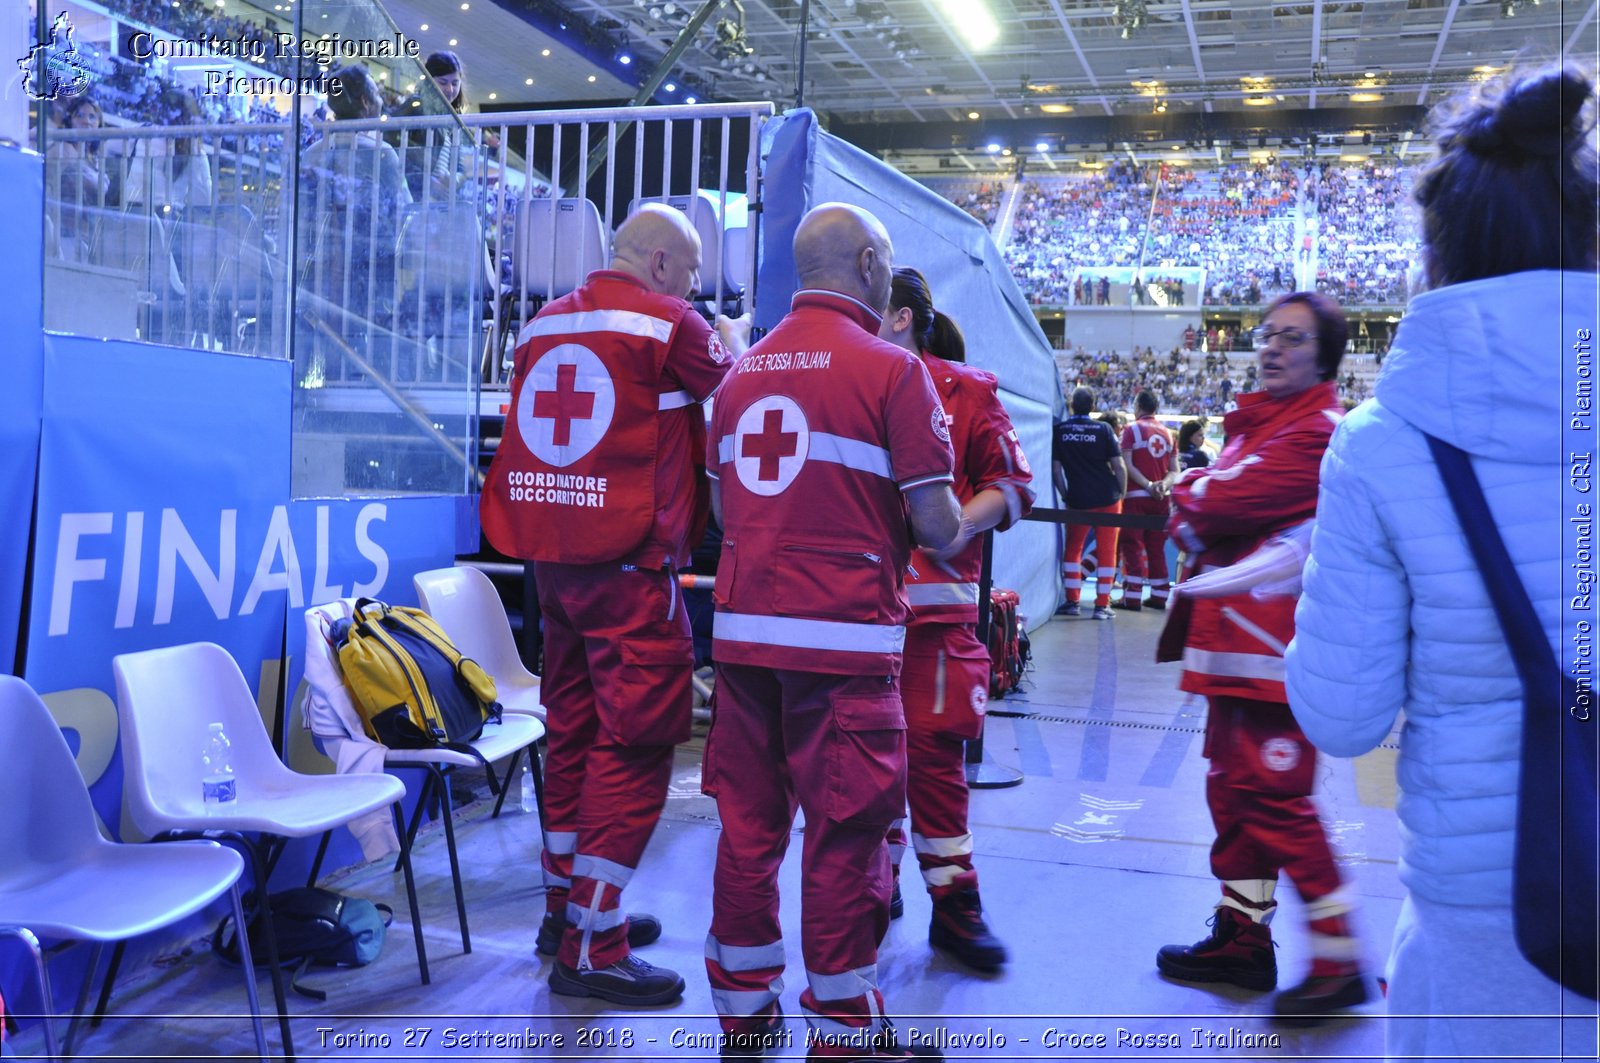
[[1093, 606, 1114, 620]]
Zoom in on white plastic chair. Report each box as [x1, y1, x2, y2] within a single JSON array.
[[112, 642, 429, 1062], [303, 599, 546, 954], [0, 674, 267, 1062], [413, 566, 546, 720]]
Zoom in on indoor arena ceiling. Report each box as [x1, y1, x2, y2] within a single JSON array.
[[501, 1, 1588, 113]]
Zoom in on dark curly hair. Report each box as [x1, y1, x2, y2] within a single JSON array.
[[1414, 65, 1598, 287]]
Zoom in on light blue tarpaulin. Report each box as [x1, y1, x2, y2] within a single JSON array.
[[757, 109, 1062, 629], [0, 148, 45, 675]]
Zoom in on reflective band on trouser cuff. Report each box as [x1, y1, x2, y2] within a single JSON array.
[[911, 832, 974, 858], [658, 389, 696, 410], [714, 612, 905, 655], [567, 901, 626, 933], [706, 936, 788, 972], [921, 865, 965, 888], [1304, 885, 1357, 921], [714, 987, 785, 1018], [807, 965, 878, 1003], [906, 582, 979, 608], [544, 831, 578, 855], [572, 853, 636, 891], [1182, 647, 1285, 683], [520, 308, 674, 344], [1309, 934, 1361, 961]]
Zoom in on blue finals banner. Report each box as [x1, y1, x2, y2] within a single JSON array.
[[25, 338, 293, 838]]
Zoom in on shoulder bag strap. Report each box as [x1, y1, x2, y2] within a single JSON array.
[[1423, 434, 1561, 686]]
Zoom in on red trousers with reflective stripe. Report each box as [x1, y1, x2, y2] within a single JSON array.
[[1119, 495, 1171, 600], [705, 664, 904, 1036], [535, 561, 694, 969], [890, 624, 985, 892], [1203, 695, 1343, 902], [1062, 502, 1122, 607]]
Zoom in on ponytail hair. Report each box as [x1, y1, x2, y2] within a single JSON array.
[[927, 310, 966, 363]]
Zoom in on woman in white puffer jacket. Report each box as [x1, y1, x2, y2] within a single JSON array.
[[1285, 65, 1598, 1060]]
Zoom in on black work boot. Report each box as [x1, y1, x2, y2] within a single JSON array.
[[1156, 906, 1277, 991], [548, 953, 685, 1006], [928, 888, 1008, 972]]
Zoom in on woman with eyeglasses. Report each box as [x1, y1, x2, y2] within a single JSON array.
[[1153, 290, 1367, 1019], [1286, 66, 1598, 1058]]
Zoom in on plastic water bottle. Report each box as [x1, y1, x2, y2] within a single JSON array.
[[519, 762, 535, 814], [201, 722, 237, 809]]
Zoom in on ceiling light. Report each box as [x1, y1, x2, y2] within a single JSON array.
[[934, 0, 999, 51], [448, 38, 457, 45], [1001, 148, 1012, 157], [1363, 70, 1378, 79], [1339, 154, 1366, 163], [588, 75, 597, 82], [985, 142, 1000, 153], [419, 22, 428, 29], [619, 54, 632, 64], [1350, 91, 1383, 102], [967, 110, 980, 119], [488, 92, 497, 99], [459, 2, 468, 9], [525, 77, 534, 85], [1243, 96, 1273, 106], [664, 82, 676, 92], [1040, 103, 1073, 114], [542, 49, 551, 57], [685, 95, 697, 103], [1035, 141, 1048, 153]]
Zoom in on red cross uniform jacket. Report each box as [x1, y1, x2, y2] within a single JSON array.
[[707, 289, 955, 676], [905, 353, 1035, 626], [481, 270, 729, 566], [1158, 381, 1342, 702], [1121, 414, 1176, 501]]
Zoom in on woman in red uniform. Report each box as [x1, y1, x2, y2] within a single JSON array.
[[878, 268, 1035, 972], [1154, 291, 1368, 1018]]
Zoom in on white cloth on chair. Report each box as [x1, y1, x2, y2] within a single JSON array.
[[302, 604, 400, 860]]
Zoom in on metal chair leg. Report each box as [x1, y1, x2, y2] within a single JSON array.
[[247, 837, 296, 1062], [226, 881, 270, 1063], [490, 749, 522, 819], [529, 741, 548, 833], [432, 765, 470, 953], [393, 770, 435, 876], [88, 940, 124, 1026], [61, 941, 102, 1058], [0, 927, 59, 1062], [390, 802, 430, 985], [305, 831, 333, 886]]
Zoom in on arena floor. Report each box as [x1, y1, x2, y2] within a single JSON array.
[[22, 607, 1412, 1061]]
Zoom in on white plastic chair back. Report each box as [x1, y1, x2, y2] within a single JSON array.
[[722, 223, 750, 296], [513, 197, 607, 301], [397, 203, 491, 299], [413, 566, 544, 719], [113, 641, 380, 836], [0, 674, 106, 874]]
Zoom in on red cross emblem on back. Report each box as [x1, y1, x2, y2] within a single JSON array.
[[741, 408, 798, 481], [532, 363, 596, 447]]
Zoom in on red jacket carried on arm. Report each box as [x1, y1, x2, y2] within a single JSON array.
[[1159, 380, 1342, 702]]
